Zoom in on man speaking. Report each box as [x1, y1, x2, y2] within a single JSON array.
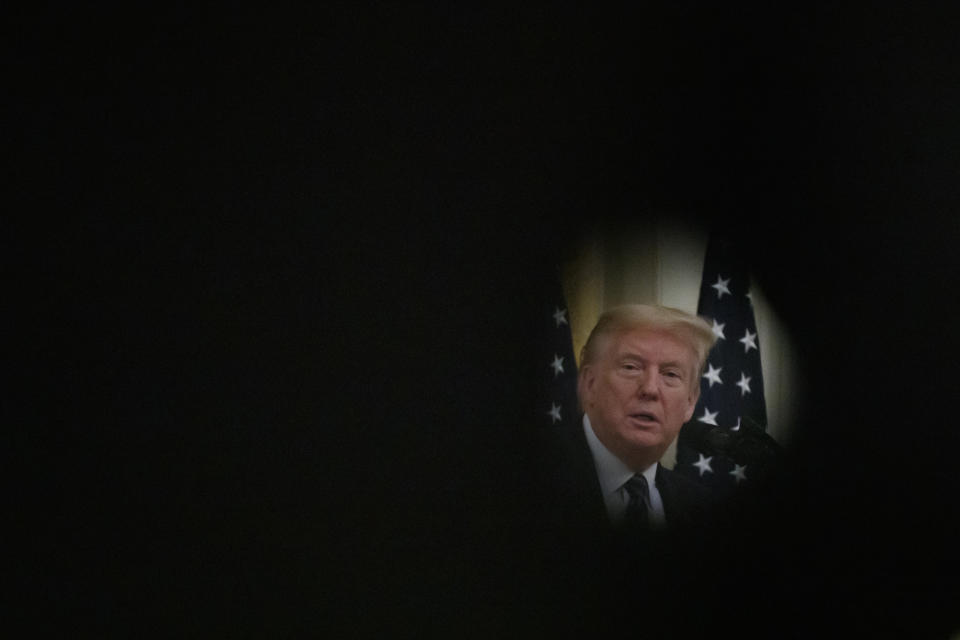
[[538, 304, 720, 543]]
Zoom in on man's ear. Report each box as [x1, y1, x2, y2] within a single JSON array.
[[578, 364, 595, 407], [683, 379, 700, 423]]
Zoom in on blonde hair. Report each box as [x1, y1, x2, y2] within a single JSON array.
[[579, 304, 716, 384]]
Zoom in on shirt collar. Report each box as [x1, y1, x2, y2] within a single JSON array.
[[582, 414, 658, 495]]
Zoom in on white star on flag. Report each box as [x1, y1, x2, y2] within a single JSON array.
[[736, 372, 752, 396], [547, 403, 562, 423], [550, 354, 564, 377], [693, 453, 714, 477], [702, 363, 723, 388], [553, 307, 568, 327], [730, 464, 748, 484], [711, 319, 726, 340], [698, 407, 719, 426], [739, 328, 758, 353], [711, 275, 731, 299], [732, 416, 741, 431]]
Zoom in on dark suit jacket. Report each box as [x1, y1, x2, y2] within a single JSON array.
[[524, 419, 718, 637], [522, 415, 725, 633], [530, 414, 721, 568]]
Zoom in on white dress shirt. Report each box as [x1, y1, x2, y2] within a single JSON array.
[[582, 414, 666, 527]]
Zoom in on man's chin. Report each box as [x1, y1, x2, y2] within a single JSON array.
[[622, 430, 663, 452]]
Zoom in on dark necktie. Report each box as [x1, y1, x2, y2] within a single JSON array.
[[622, 473, 650, 531]]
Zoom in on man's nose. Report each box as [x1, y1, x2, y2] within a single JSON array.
[[637, 370, 659, 398]]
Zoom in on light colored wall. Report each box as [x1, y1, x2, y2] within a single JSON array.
[[561, 214, 798, 468]]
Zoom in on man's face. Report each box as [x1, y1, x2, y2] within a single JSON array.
[[580, 326, 700, 469]]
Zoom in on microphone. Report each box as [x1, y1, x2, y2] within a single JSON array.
[[680, 420, 735, 455], [680, 416, 783, 462]]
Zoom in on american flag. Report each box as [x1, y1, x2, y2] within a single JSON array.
[[675, 233, 772, 491], [539, 269, 579, 433]]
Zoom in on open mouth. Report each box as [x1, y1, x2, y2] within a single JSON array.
[[630, 412, 659, 424]]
